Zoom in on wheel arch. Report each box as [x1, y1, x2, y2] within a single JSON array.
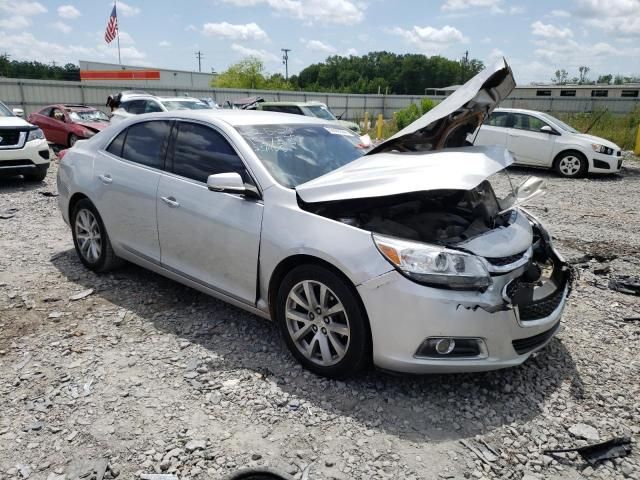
[[552, 148, 589, 169], [68, 192, 90, 220], [267, 254, 371, 338]]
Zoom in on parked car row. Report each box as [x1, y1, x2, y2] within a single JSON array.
[[56, 60, 574, 378]]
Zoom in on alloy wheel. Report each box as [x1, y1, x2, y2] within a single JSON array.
[[558, 155, 581, 176], [285, 280, 351, 366], [75, 208, 102, 263]]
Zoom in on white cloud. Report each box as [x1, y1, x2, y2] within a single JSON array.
[[345, 47, 358, 56], [202, 22, 268, 41], [390, 25, 468, 52], [441, 0, 500, 10], [158, 40, 171, 47], [550, 9, 570, 17], [116, 1, 141, 17], [531, 20, 573, 39], [52, 21, 72, 33], [220, 0, 365, 25], [0, 0, 47, 16], [0, 15, 31, 29], [57, 5, 80, 19], [230, 43, 280, 62], [303, 39, 336, 53], [574, 0, 640, 35], [488, 48, 504, 62]]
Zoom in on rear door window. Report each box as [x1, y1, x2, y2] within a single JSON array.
[[171, 122, 249, 183], [120, 120, 171, 169]]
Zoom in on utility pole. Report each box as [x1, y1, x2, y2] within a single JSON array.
[[195, 51, 204, 73], [281, 48, 291, 80]]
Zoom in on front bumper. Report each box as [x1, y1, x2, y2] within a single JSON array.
[[589, 151, 623, 173], [0, 139, 50, 176], [357, 218, 570, 374]]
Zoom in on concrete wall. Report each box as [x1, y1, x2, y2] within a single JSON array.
[[1, 77, 639, 119]]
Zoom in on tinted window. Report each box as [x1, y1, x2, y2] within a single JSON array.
[[591, 89, 608, 97], [512, 114, 548, 132], [172, 122, 247, 183], [106, 129, 127, 157], [122, 100, 147, 114], [262, 105, 303, 115], [621, 90, 639, 98], [121, 121, 171, 169], [485, 112, 511, 127], [144, 101, 164, 113], [560, 90, 576, 97], [536, 90, 552, 96], [39, 107, 52, 116]]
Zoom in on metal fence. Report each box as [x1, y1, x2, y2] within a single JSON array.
[[1, 78, 639, 119]]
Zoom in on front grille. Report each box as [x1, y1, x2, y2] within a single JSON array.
[[486, 250, 527, 266], [0, 129, 22, 146], [618, 159, 623, 169], [512, 321, 560, 355], [518, 285, 565, 320]]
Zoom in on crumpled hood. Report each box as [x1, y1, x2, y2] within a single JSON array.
[[0, 116, 33, 128], [368, 58, 515, 154], [574, 133, 620, 150], [296, 145, 514, 203], [75, 121, 109, 132]]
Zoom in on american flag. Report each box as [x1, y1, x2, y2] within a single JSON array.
[[104, 4, 118, 43]]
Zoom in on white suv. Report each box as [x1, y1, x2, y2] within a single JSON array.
[[108, 92, 211, 124], [474, 108, 622, 177], [0, 101, 50, 181]]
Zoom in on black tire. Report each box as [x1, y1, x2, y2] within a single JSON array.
[[68, 133, 78, 148], [24, 167, 48, 182], [554, 150, 588, 178], [71, 199, 123, 272], [276, 264, 370, 379]]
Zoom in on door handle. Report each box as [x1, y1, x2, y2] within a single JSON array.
[[98, 174, 112, 184], [161, 196, 180, 208]]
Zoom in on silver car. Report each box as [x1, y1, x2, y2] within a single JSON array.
[[57, 60, 572, 378]]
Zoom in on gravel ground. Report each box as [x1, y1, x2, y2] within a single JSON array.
[[1, 153, 639, 480]]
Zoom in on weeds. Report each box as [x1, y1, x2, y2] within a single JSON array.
[[556, 107, 640, 150]]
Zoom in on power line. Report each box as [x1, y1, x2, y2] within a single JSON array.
[[195, 51, 204, 73], [281, 48, 291, 81]]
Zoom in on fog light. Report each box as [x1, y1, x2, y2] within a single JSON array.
[[435, 338, 455, 355], [415, 337, 486, 359]]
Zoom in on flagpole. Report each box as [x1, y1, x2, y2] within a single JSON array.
[[115, 0, 121, 65]]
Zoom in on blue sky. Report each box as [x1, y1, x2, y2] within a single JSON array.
[[0, 0, 639, 84]]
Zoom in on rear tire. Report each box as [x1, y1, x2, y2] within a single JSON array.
[[276, 264, 370, 379], [71, 199, 123, 272], [554, 151, 588, 178]]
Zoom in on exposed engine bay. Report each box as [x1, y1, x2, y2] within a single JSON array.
[[300, 180, 514, 246]]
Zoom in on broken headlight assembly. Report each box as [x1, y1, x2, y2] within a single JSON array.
[[373, 234, 491, 290]]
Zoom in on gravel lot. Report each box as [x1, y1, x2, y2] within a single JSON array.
[[1, 154, 639, 480]]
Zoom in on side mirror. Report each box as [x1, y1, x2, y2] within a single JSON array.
[[12, 108, 24, 117], [207, 172, 260, 199], [540, 125, 557, 135], [499, 176, 547, 212]]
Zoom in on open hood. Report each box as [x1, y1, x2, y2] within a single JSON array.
[[367, 58, 515, 155], [296, 145, 514, 203]]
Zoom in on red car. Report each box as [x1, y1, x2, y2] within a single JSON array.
[[27, 104, 109, 147]]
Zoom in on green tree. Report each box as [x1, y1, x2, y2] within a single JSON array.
[[597, 74, 613, 84], [211, 57, 293, 90], [552, 69, 569, 85]]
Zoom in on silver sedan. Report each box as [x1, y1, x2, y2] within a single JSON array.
[[57, 60, 571, 378]]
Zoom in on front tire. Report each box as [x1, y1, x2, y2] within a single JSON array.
[[71, 199, 123, 272], [555, 151, 587, 178], [68, 133, 78, 148], [276, 265, 370, 378]]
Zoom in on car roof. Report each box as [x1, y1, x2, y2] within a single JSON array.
[[131, 109, 330, 127], [157, 97, 205, 102]]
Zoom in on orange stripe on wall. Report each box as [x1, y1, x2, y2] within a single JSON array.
[[80, 70, 161, 80]]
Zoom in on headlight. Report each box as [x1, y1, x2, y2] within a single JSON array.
[[82, 129, 96, 138], [373, 234, 491, 290], [591, 143, 614, 155], [26, 128, 45, 142]]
